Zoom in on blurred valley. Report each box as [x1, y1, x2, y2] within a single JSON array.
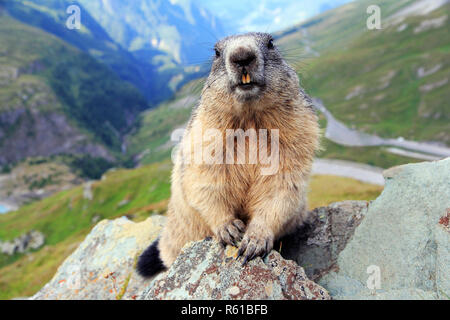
[[0, 0, 449, 299]]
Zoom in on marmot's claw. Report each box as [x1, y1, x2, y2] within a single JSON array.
[[232, 219, 246, 233], [217, 219, 246, 247], [238, 232, 273, 265], [237, 246, 244, 258]]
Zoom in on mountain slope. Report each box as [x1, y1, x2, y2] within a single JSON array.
[[78, 0, 225, 66], [0, 12, 149, 165], [125, 80, 202, 165], [277, 0, 450, 145], [5, 0, 178, 103], [276, 0, 421, 54]]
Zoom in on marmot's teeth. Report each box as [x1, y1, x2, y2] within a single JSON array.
[[242, 74, 251, 84]]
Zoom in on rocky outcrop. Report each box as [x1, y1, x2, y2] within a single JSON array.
[[142, 238, 329, 300], [31, 158, 450, 300], [31, 216, 165, 300], [280, 200, 369, 281], [0, 230, 45, 255], [319, 158, 450, 299], [31, 215, 329, 300], [0, 109, 113, 166]]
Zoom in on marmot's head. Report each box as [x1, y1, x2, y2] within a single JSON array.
[[205, 32, 299, 104]]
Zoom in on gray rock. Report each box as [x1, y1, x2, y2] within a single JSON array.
[[319, 158, 450, 299], [31, 214, 329, 300], [0, 230, 45, 255], [31, 215, 166, 300], [280, 200, 368, 281], [141, 238, 330, 300]]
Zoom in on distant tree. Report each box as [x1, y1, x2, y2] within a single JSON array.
[[70, 156, 113, 180]]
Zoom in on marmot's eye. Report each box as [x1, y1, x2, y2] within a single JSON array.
[[268, 39, 274, 49], [215, 49, 221, 58]]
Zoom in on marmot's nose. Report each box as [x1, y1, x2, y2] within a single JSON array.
[[230, 48, 256, 67]]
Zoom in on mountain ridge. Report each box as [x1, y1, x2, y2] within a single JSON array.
[[0, 12, 148, 165], [78, 0, 225, 65], [5, 0, 173, 103]]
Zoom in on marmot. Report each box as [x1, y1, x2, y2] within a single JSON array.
[[137, 32, 320, 277]]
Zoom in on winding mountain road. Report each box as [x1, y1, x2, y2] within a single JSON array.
[[312, 159, 385, 185], [313, 98, 450, 159]]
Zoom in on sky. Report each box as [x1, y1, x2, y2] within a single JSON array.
[[195, 0, 354, 33]]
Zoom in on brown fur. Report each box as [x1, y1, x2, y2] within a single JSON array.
[[158, 33, 320, 267]]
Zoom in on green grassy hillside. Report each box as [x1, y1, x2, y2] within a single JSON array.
[[0, 162, 172, 247], [276, 0, 414, 54], [5, 0, 177, 103], [278, 0, 450, 145], [126, 79, 203, 165], [0, 12, 149, 165]]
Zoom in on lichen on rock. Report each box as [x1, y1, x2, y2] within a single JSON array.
[[30, 215, 330, 300], [31, 215, 166, 300], [141, 238, 330, 300]]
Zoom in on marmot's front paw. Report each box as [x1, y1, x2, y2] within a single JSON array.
[[216, 219, 246, 247], [237, 227, 274, 265]]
